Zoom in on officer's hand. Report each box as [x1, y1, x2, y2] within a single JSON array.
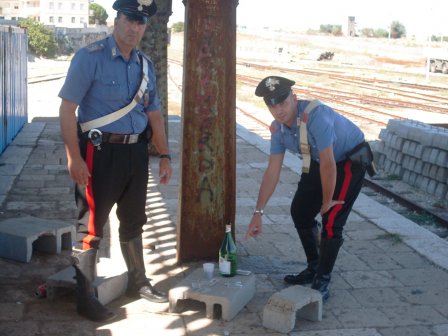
[[159, 158, 172, 185], [245, 215, 263, 239], [68, 157, 90, 187], [320, 200, 344, 215]]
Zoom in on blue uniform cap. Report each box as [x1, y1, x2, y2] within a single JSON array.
[[255, 76, 295, 106], [113, 0, 157, 23]]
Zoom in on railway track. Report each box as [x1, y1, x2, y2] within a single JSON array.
[[170, 57, 448, 130], [168, 59, 448, 233], [28, 59, 448, 232]]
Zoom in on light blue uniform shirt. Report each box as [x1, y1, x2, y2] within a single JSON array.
[[270, 100, 365, 163], [59, 35, 160, 134]]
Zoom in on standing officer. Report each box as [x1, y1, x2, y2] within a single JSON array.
[[59, 0, 171, 322], [246, 76, 371, 301]]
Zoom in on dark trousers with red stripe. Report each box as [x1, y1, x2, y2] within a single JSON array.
[[291, 159, 366, 241], [75, 139, 149, 250]]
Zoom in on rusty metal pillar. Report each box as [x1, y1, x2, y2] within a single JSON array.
[[177, 0, 237, 262]]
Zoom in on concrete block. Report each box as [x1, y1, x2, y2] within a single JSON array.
[[402, 140, 410, 155], [406, 170, 418, 187], [46, 257, 127, 305], [435, 150, 448, 167], [413, 173, 423, 188], [430, 164, 439, 180], [426, 179, 438, 195], [384, 159, 392, 174], [435, 183, 448, 199], [422, 162, 432, 177], [378, 128, 389, 142], [436, 166, 448, 183], [431, 131, 448, 151], [410, 171, 419, 187], [392, 163, 403, 177], [402, 170, 410, 184], [392, 135, 404, 151], [262, 285, 322, 333], [169, 267, 255, 321], [392, 151, 403, 165], [420, 176, 430, 191], [0, 216, 74, 263], [387, 119, 413, 138], [421, 147, 431, 162], [401, 155, 410, 170], [414, 160, 423, 174]]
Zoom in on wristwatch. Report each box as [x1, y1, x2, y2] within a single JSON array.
[[159, 154, 171, 161], [253, 208, 264, 216]]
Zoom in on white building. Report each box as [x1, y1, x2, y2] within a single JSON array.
[[0, 0, 90, 28]]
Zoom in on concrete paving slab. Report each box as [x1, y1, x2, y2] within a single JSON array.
[[46, 257, 127, 305], [0, 216, 74, 262], [169, 267, 256, 321], [263, 285, 322, 333]]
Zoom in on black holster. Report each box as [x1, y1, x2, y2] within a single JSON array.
[[346, 141, 377, 177]]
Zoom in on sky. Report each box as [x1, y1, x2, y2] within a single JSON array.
[[95, 0, 447, 37]]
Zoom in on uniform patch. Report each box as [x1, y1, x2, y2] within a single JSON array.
[[86, 42, 105, 53]]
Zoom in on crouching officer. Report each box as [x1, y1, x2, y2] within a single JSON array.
[[59, 0, 172, 322], [246, 76, 372, 301]]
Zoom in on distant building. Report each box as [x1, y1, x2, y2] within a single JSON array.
[[0, 0, 90, 28], [347, 16, 357, 37]]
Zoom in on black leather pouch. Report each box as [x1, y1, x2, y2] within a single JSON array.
[[347, 142, 377, 177]]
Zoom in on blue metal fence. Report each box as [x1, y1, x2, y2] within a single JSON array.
[[0, 25, 28, 155]]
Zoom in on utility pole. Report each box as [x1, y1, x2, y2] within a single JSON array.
[[177, 0, 238, 262]]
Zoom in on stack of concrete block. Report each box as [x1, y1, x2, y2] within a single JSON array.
[[372, 119, 448, 200]]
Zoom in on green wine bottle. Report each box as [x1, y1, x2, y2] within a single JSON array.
[[219, 224, 237, 277]]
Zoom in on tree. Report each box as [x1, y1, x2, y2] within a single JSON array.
[[89, 3, 108, 25], [375, 28, 389, 38], [331, 25, 342, 36], [390, 21, 406, 39], [171, 22, 184, 33], [18, 18, 57, 58], [319, 24, 342, 36]]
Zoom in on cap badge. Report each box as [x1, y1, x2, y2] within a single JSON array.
[[265, 77, 279, 92], [137, 0, 153, 11]]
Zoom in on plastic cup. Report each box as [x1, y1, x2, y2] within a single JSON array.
[[203, 263, 215, 280]]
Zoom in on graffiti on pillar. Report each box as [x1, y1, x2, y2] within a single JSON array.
[[195, 14, 220, 205]]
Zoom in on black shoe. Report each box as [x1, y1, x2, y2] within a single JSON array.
[[284, 267, 316, 285], [138, 284, 168, 303]]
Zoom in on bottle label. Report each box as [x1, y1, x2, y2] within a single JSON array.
[[219, 257, 231, 274]]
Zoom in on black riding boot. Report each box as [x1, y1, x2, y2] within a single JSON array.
[[72, 248, 116, 322], [311, 237, 344, 301], [284, 222, 320, 285], [120, 237, 168, 303]]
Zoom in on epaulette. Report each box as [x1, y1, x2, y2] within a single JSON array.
[[86, 41, 106, 53]]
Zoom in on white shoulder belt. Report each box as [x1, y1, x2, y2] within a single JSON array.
[[299, 100, 322, 173], [79, 57, 149, 133]]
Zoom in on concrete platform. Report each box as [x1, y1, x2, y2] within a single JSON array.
[[263, 285, 322, 333], [0, 216, 74, 263], [46, 257, 128, 305], [169, 267, 256, 321]]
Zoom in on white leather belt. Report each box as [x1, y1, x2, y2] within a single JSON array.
[[79, 57, 149, 133]]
